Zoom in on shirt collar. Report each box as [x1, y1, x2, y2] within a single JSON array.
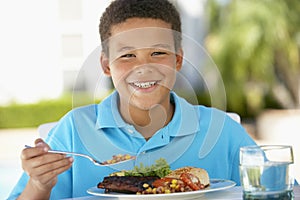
[[95, 91, 200, 136], [167, 92, 200, 137], [95, 90, 127, 129]]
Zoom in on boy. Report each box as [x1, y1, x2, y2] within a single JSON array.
[[8, 0, 256, 199]]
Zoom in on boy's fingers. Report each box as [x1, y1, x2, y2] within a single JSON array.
[[30, 156, 73, 178], [21, 146, 48, 160], [28, 153, 66, 169], [34, 138, 50, 150], [34, 160, 73, 185], [21, 139, 50, 160], [28, 158, 73, 191], [34, 138, 44, 145]]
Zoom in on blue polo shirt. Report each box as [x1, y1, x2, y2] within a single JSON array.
[[8, 91, 256, 199]]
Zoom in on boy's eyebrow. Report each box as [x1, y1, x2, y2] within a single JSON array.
[[151, 44, 172, 50], [117, 43, 173, 52], [117, 46, 135, 53]]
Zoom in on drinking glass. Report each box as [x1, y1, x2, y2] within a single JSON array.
[[239, 145, 294, 200]]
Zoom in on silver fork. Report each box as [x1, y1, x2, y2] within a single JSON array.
[[24, 145, 135, 166]]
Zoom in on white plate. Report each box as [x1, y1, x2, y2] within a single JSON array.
[[87, 179, 236, 200]]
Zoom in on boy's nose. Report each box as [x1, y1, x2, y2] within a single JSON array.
[[135, 64, 153, 74]]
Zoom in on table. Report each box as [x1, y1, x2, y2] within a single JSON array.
[[64, 186, 300, 199]]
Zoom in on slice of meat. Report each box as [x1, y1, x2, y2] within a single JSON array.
[[166, 166, 210, 187], [97, 176, 160, 193]]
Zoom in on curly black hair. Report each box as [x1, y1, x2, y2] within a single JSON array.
[[99, 0, 182, 54]]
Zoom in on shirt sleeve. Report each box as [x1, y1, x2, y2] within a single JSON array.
[[7, 173, 29, 200]]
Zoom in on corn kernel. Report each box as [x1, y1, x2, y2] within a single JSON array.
[[143, 183, 149, 188], [152, 188, 157, 194], [165, 189, 171, 193], [171, 179, 178, 184]]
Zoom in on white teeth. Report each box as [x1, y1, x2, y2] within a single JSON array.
[[133, 81, 156, 88]]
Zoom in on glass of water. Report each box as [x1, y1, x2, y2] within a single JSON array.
[[239, 145, 294, 200]]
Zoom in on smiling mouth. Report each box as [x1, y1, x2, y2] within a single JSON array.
[[131, 81, 158, 89]]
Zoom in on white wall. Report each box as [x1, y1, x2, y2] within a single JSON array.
[[0, 0, 111, 105]]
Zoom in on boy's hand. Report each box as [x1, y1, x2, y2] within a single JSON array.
[[20, 138, 73, 198]]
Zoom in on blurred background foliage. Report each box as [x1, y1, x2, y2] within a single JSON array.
[[0, 94, 72, 128], [0, 88, 108, 128], [0, 92, 102, 128], [204, 0, 300, 117]]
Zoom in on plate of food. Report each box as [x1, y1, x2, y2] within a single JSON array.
[[87, 159, 236, 199], [87, 179, 235, 199]]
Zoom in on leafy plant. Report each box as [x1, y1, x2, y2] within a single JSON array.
[[124, 158, 171, 178], [205, 0, 300, 117]]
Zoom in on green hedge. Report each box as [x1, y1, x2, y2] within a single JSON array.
[[0, 98, 72, 129], [0, 90, 258, 129]]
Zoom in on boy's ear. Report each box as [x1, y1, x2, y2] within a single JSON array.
[[100, 52, 111, 76], [175, 48, 184, 71]]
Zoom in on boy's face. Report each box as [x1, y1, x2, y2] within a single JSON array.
[[101, 18, 183, 111]]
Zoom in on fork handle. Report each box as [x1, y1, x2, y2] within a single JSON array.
[[48, 149, 77, 155], [48, 150, 91, 159], [25, 145, 89, 159]]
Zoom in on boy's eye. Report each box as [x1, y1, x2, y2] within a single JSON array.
[[151, 51, 167, 56], [120, 54, 135, 58]]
